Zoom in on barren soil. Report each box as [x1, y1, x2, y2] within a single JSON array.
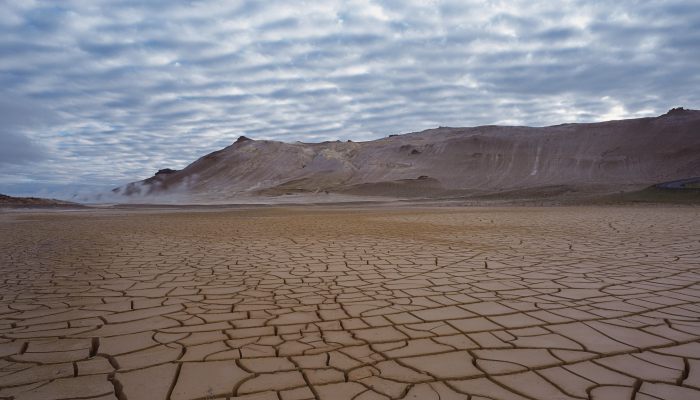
[[0, 206, 699, 399]]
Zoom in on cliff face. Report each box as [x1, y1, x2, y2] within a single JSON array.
[[115, 109, 700, 201]]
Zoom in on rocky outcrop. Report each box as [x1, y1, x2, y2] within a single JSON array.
[[155, 168, 178, 176]]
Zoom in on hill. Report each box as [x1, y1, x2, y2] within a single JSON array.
[[114, 108, 700, 203], [0, 194, 83, 208]]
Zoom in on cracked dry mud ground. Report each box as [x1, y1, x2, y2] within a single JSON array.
[[0, 207, 699, 400]]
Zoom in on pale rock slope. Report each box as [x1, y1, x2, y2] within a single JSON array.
[[115, 108, 700, 202]]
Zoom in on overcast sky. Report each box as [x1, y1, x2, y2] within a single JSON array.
[[1, 0, 699, 198]]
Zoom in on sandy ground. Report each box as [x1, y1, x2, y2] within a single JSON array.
[[0, 206, 699, 400]]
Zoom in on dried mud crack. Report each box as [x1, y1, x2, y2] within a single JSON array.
[[0, 206, 699, 400]]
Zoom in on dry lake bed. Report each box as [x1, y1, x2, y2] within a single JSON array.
[[0, 205, 699, 400]]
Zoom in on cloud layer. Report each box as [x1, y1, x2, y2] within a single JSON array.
[[1, 0, 699, 197]]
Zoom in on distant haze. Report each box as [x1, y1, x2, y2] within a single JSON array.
[[1, 1, 699, 198]]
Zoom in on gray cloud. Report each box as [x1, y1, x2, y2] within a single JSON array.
[[0, 97, 54, 166], [0, 130, 45, 166], [0, 0, 698, 198]]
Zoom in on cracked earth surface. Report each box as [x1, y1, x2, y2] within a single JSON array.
[[0, 206, 699, 400]]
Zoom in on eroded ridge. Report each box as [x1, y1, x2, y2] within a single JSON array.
[[0, 206, 699, 400]]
